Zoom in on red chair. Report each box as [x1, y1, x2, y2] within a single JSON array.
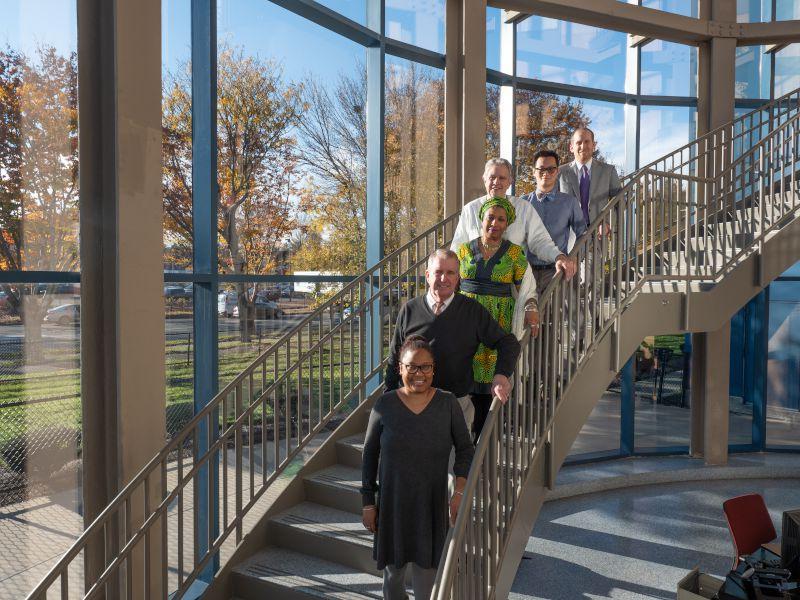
[[722, 493, 778, 568]]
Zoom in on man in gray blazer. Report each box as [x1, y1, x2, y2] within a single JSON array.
[[558, 127, 622, 228]]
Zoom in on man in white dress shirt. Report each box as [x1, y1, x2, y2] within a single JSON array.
[[450, 158, 577, 281]]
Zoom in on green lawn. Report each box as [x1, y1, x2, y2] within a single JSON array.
[[0, 330, 363, 458]]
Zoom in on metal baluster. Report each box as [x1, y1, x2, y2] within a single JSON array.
[[235, 382, 243, 543]]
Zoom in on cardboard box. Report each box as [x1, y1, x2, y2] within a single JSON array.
[[677, 567, 724, 599]]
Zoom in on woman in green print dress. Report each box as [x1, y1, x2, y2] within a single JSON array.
[[455, 196, 538, 437]]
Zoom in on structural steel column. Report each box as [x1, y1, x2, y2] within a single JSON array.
[[691, 0, 736, 464], [444, 0, 464, 216], [78, 0, 165, 593], [463, 0, 488, 203], [365, 0, 385, 393], [692, 325, 735, 462], [696, 0, 736, 135], [445, 0, 487, 215]]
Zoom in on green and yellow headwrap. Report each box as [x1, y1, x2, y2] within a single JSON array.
[[479, 196, 516, 225]]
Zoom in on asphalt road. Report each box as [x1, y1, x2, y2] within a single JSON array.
[[0, 314, 305, 342]]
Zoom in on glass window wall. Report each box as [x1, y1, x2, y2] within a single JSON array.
[[775, 44, 800, 98], [215, 1, 366, 380], [318, 0, 367, 25], [486, 82, 501, 161], [163, 0, 192, 272], [486, 7, 502, 73], [640, 40, 697, 97], [516, 18, 628, 92], [775, 0, 800, 20], [568, 394, 622, 458], [737, 0, 772, 22], [736, 45, 771, 99], [0, 3, 83, 596], [767, 280, 800, 447], [384, 57, 444, 251], [634, 335, 691, 450], [638, 106, 695, 167], [642, 0, 696, 17], [514, 91, 626, 194], [385, 0, 445, 53]]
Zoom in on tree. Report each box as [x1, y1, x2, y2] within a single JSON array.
[[383, 61, 444, 254], [292, 60, 445, 282], [486, 84, 501, 161], [162, 46, 303, 340], [514, 89, 593, 195], [0, 46, 79, 354], [291, 69, 368, 276]]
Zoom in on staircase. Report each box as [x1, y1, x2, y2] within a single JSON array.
[[26, 89, 800, 600]]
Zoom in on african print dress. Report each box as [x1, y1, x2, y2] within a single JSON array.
[[456, 239, 527, 392]]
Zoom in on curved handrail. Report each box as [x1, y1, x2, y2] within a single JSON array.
[[431, 97, 800, 599]]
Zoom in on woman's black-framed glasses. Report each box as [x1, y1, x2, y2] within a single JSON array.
[[401, 363, 434, 374]]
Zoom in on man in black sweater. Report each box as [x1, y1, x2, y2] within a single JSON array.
[[385, 249, 521, 432]]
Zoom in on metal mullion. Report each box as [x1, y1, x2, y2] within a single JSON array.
[[366, 0, 385, 398], [191, 0, 219, 581]]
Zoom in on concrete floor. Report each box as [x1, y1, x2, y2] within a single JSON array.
[[511, 474, 800, 600]]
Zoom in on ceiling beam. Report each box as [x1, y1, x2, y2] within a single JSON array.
[[738, 20, 800, 47], [495, 0, 800, 49], [489, 0, 712, 44]]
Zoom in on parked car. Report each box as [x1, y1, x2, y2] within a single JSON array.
[[35, 283, 79, 296], [164, 285, 191, 299], [254, 298, 283, 319], [45, 303, 80, 325]]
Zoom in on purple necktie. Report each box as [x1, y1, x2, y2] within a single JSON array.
[[579, 165, 590, 225]]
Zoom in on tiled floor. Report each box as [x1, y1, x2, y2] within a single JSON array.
[[511, 473, 800, 600]]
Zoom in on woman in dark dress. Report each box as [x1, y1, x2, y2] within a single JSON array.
[[361, 335, 474, 600]]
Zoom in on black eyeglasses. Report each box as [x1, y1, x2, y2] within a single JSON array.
[[401, 363, 434, 374], [534, 166, 558, 175]]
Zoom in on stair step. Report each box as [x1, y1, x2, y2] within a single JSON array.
[[270, 501, 378, 575], [231, 547, 383, 599], [304, 464, 363, 514], [336, 434, 365, 468]]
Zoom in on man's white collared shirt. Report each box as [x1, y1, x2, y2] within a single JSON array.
[[449, 194, 562, 264], [575, 158, 593, 176], [425, 292, 455, 314]]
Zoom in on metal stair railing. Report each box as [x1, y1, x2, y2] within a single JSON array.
[[431, 91, 800, 599], [27, 215, 459, 599]]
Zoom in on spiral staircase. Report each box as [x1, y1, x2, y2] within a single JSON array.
[[26, 88, 800, 599]]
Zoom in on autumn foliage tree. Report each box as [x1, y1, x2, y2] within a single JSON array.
[[290, 71, 367, 276], [162, 47, 302, 340], [292, 62, 445, 278], [0, 46, 79, 352], [514, 89, 593, 195]]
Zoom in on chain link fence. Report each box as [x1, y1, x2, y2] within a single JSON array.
[[0, 295, 316, 506]]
